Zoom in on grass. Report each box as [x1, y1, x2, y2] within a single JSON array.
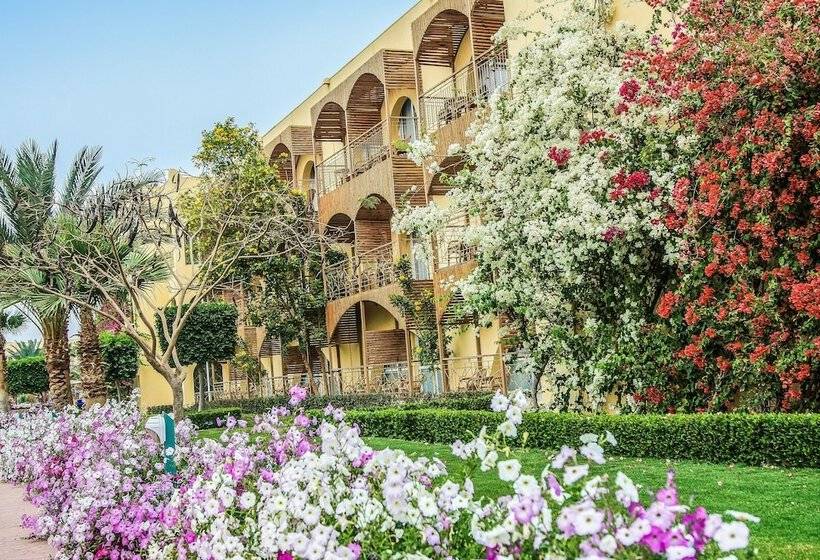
[[367, 437, 820, 560], [196, 427, 820, 559]]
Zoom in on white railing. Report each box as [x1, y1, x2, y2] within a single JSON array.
[[419, 44, 510, 134], [325, 242, 396, 300], [316, 145, 350, 196]]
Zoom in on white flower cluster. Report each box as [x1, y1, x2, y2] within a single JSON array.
[[438, 1, 686, 410]]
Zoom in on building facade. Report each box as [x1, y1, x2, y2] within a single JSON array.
[[136, 0, 653, 410]]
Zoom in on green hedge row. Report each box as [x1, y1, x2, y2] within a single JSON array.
[[185, 407, 242, 430], [148, 392, 494, 416], [346, 409, 820, 468]]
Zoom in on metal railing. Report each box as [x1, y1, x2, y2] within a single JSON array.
[[332, 362, 413, 395], [316, 145, 350, 196], [317, 117, 420, 197], [325, 241, 396, 300], [419, 44, 510, 134], [445, 354, 504, 392], [435, 214, 475, 269], [419, 63, 477, 134], [475, 43, 510, 102], [349, 120, 390, 173]]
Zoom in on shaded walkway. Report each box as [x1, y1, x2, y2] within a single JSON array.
[[0, 484, 51, 559]]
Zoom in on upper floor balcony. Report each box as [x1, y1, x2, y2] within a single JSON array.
[[311, 50, 426, 225], [412, 0, 509, 164]]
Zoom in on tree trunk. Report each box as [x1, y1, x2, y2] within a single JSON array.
[[302, 328, 317, 395], [0, 331, 8, 413], [78, 307, 107, 407], [42, 312, 72, 409], [171, 377, 185, 421], [196, 363, 205, 412]]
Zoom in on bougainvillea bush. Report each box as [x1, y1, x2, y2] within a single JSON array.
[[403, 1, 689, 410], [0, 390, 758, 559], [628, 0, 820, 412], [402, 0, 818, 413]]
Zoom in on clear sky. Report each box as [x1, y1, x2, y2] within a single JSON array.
[[0, 0, 417, 178], [1, 0, 416, 341]]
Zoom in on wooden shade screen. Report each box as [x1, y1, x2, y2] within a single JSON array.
[[364, 329, 407, 365], [471, 0, 506, 55], [314, 102, 347, 142], [311, 50, 416, 140], [259, 336, 282, 358], [347, 73, 386, 139], [331, 305, 361, 345], [412, 1, 471, 68], [269, 126, 315, 156], [269, 143, 294, 183], [354, 220, 392, 255]]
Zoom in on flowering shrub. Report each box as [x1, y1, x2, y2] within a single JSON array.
[[1, 388, 758, 559], [431, 1, 687, 410], [626, 0, 820, 412]]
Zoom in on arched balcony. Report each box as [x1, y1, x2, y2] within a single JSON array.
[[311, 50, 423, 219], [269, 143, 293, 183], [412, 0, 509, 137], [327, 300, 418, 396], [324, 195, 395, 302]]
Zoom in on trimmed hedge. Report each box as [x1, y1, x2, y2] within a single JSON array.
[[186, 407, 242, 430], [181, 392, 494, 415], [6, 355, 49, 396], [346, 409, 820, 468]]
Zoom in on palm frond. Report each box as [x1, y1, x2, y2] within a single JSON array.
[[62, 145, 103, 209]]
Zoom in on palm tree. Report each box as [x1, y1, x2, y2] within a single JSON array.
[[9, 339, 42, 359], [0, 309, 26, 412], [0, 141, 103, 409]]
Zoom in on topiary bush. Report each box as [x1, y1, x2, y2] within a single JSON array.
[[100, 331, 140, 386], [346, 409, 820, 468], [6, 355, 49, 396]]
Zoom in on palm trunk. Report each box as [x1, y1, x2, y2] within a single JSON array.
[[79, 307, 107, 406], [42, 312, 72, 409], [0, 330, 9, 413]]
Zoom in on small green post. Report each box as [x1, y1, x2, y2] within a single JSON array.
[[163, 413, 177, 474]]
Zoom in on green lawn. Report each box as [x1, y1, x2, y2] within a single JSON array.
[[367, 437, 820, 560], [195, 428, 820, 559]]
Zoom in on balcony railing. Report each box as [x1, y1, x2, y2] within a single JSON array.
[[435, 214, 476, 269], [419, 63, 477, 134], [316, 144, 350, 196], [419, 44, 510, 134], [325, 241, 396, 300], [317, 117, 420, 197]]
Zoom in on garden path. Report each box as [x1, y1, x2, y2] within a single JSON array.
[[0, 483, 51, 559]]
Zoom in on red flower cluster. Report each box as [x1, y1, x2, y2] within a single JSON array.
[[547, 146, 571, 168], [610, 169, 651, 201], [632, 0, 820, 412]]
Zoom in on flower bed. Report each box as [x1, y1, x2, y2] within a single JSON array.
[[0, 389, 759, 559]]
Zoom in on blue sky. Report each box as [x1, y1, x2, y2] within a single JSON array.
[[1, 0, 416, 341], [0, 0, 417, 178]]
